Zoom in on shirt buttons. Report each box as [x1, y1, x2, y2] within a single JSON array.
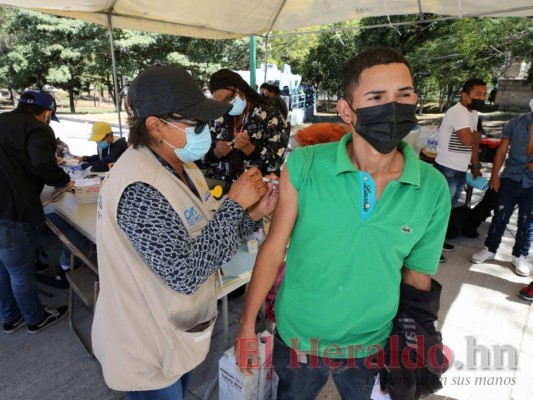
[[363, 176, 368, 181], [364, 203, 371, 209]]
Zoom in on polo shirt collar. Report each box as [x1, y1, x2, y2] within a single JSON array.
[[335, 133, 420, 188]]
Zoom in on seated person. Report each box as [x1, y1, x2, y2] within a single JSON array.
[[75, 121, 127, 172]]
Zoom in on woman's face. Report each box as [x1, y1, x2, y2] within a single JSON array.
[[211, 87, 244, 104], [146, 114, 189, 156]]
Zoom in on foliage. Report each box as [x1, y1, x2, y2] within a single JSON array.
[[267, 28, 319, 75], [0, 8, 265, 111], [298, 15, 533, 109], [409, 17, 533, 110], [298, 22, 359, 95], [0, 7, 531, 114]]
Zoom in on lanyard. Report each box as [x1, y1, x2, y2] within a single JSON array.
[[232, 104, 250, 140]]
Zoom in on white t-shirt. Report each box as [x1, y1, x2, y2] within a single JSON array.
[[435, 102, 478, 172]]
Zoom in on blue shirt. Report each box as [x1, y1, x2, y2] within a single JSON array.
[[500, 113, 533, 188]]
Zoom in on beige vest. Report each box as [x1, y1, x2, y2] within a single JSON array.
[[92, 146, 220, 391]]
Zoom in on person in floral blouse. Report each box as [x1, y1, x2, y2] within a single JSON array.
[[202, 69, 289, 185]]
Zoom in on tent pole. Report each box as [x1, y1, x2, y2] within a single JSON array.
[[263, 34, 269, 84], [107, 13, 123, 137], [249, 35, 256, 90]]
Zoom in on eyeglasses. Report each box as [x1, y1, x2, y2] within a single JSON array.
[[165, 114, 207, 134], [216, 89, 242, 104]]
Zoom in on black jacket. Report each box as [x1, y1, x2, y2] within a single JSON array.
[[82, 137, 127, 172], [0, 110, 70, 225], [380, 279, 448, 400]]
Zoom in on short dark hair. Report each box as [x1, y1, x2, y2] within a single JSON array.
[[461, 78, 487, 94], [126, 97, 154, 149], [16, 93, 48, 117], [342, 47, 412, 102], [270, 84, 280, 95], [127, 116, 153, 149]]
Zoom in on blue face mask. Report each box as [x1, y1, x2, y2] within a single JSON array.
[[161, 120, 212, 163], [228, 94, 247, 116], [97, 141, 110, 150]]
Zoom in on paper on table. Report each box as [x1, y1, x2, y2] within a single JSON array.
[[466, 172, 489, 191]]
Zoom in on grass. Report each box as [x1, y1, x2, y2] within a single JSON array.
[[0, 89, 120, 115]]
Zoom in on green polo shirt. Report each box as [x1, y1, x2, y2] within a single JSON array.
[[276, 133, 450, 359]]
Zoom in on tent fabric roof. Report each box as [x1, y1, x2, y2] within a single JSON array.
[[2, 1, 533, 39]]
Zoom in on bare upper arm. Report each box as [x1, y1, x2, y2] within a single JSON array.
[[496, 137, 510, 155], [401, 268, 431, 291], [262, 166, 298, 251], [455, 127, 475, 146]]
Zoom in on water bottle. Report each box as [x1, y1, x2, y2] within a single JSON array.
[[432, 138, 439, 152], [427, 138, 437, 153], [70, 164, 81, 180]]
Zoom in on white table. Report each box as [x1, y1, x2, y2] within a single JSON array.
[[44, 190, 256, 343], [46, 191, 97, 243], [216, 242, 257, 343]]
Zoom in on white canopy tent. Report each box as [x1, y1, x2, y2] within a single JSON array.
[[2, 0, 532, 133], [2, 1, 533, 39]]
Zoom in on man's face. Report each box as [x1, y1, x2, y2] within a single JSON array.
[[339, 63, 417, 123], [465, 85, 487, 103]]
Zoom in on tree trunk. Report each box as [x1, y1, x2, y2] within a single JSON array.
[[418, 94, 424, 115], [436, 87, 443, 112], [68, 88, 76, 113], [8, 87, 17, 106], [107, 84, 116, 111]]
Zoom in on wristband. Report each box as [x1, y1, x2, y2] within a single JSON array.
[[470, 163, 481, 169]]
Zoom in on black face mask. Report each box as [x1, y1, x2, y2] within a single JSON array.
[[468, 98, 485, 111], [349, 101, 418, 154]]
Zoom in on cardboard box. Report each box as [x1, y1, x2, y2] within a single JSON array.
[[257, 331, 273, 400], [74, 177, 101, 204], [219, 346, 259, 400], [219, 331, 274, 400]]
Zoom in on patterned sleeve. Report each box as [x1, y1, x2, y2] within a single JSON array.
[[116, 182, 250, 295], [240, 212, 263, 238], [247, 106, 290, 174]]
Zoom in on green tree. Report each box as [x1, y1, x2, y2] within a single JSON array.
[[0, 9, 99, 112], [410, 17, 533, 111], [267, 28, 319, 75], [301, 22, 359, 96]]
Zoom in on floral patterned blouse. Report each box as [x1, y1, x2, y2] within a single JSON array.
[[201, 104, 289, 183]]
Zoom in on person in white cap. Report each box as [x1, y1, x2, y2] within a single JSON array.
[[75, 121, 127, 172], [92, 65, 278, 399]]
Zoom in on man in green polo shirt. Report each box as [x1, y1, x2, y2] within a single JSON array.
[[236, 47, 450, 399]]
